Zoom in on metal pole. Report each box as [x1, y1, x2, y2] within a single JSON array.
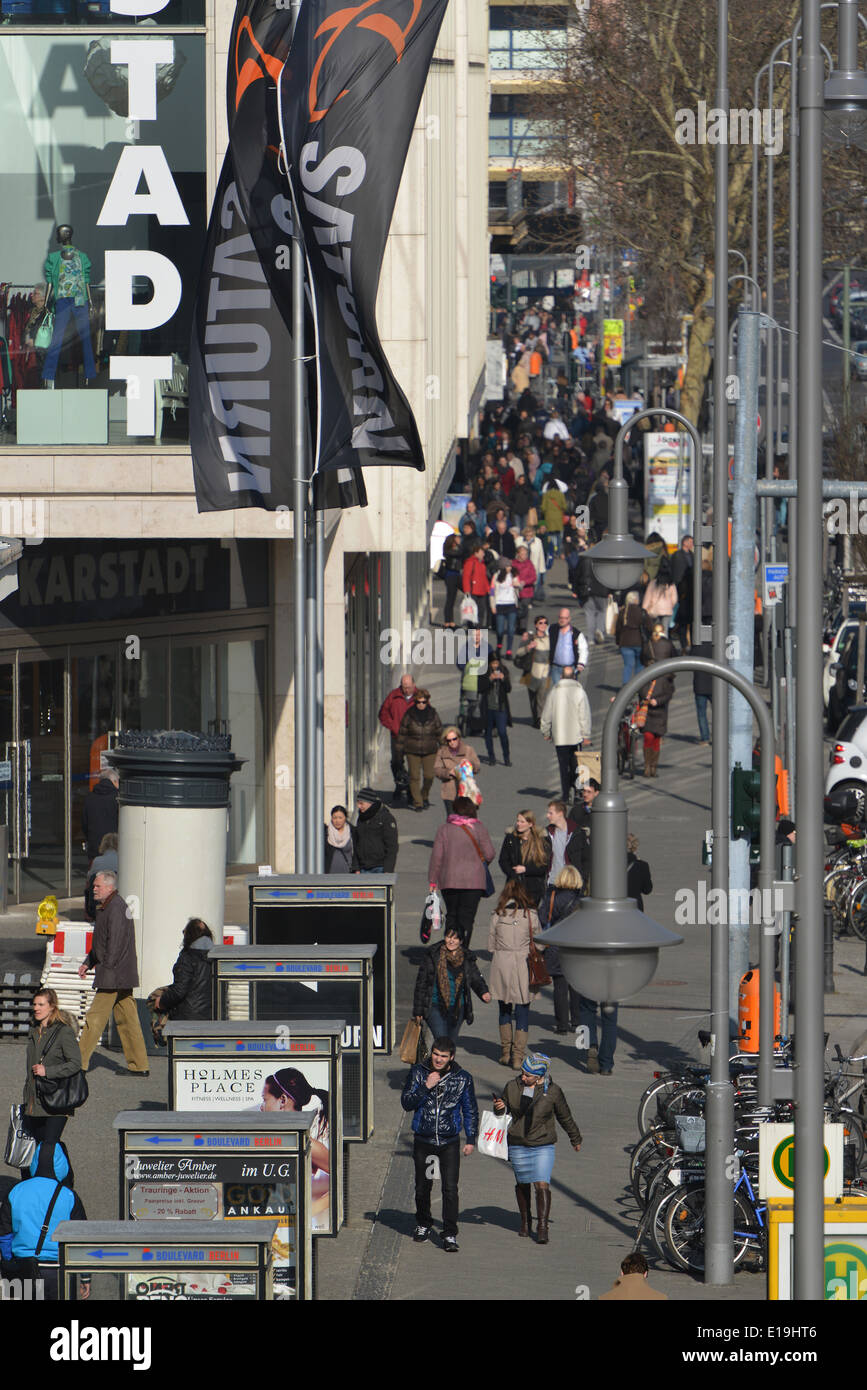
[[708, 0, 733, 1287], [290, 0, 307, 872], [789, 27, 799, 630], [780, 838, 794, 1028], [795, 0, 825, 1301], [843, 263, 851, 424], [729, 309, 761, 1018], [614, 406, 703, 646], [313, 511, 325, 872], [306, 505, 317, 861]]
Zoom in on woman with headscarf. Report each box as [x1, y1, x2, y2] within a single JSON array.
[[492, 1052, 582, 1243], [638, 621, 676, 778], [323, 804, 359, 872]]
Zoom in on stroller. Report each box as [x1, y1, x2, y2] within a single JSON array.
[[457, 681, 485, 738]]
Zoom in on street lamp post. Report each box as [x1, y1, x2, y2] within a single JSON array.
[[796, 0, 825, 1301]]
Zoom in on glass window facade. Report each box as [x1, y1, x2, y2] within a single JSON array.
[[0, 29, 205, 445], [0, 0, 204, 29]]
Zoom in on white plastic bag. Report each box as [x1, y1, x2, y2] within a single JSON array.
[[477, 1109, 512, 1160], [459, 595, 478, 625], [425, 890, 444, 933]]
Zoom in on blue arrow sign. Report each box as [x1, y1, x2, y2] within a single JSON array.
[[86, 1249, 128, 1259], [232, 963, 267, 972], [190, 1040, 226, 1050], [144, 1135, 176, 1144]]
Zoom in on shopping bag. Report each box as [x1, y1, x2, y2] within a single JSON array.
[[399, 1018, 422, 1064], [477, 1109, 512, 1160], [605, 594, 618, 636], [5, 1104, 36, 1169], [420, 889, 445, 944], [574, 749, 602, 788], [459, 595, 478, 625]]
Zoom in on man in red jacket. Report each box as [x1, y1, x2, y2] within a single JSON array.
[[379, 674, 416, 806]]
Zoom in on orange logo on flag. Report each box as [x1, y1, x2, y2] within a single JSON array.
[[233, 15, 285, 111], [308, 0, 424, 122]]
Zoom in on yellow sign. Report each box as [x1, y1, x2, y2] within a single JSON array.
[[825, 1241, 867, 1299], [603, 318, 624, 367], [771, 1134, 830, 1189]]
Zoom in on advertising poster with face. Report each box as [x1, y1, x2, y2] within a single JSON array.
[[257, 1062, 331, 1234]]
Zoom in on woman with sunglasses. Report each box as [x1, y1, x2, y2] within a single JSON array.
[[433, 726, 481, 818]]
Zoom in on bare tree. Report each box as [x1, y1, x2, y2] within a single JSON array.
[[525, 0, 867, 421]]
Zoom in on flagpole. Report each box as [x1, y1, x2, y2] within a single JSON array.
[[291, 0, 308, 872], [313, 508, 325, 872]]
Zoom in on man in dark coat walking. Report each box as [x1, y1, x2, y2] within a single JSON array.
[[354, 790, 399, 872], [77, 871, 149, 1075], [81, 770, 119, 860]]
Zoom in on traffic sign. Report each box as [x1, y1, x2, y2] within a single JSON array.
[[760, 1123, 843, 1199], [764, 562, 789, 607]]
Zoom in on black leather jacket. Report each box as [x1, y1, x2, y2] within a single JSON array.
[[159, 940, 212, 1021], [401, 1059, 479, 1145]]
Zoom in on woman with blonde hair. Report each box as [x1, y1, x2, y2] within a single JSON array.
[[433, 726, 481, 817], [21, 987, 82, 1157], [614, 589, 650, 686], [498, 809, 552, 906]]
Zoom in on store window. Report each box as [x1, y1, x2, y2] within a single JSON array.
[[0, 0, 204, 24], [0, 30, 205, 445]]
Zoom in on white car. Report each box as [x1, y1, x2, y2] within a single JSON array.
[[825, 705, 867, 803], [824, 618, 862, 711]]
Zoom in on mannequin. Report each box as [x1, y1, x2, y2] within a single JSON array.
[[42, 225, 97, 387]]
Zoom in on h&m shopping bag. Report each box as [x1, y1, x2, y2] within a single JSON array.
[[477, 1109, 512, 1160]]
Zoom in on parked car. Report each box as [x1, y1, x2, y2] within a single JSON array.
[[825, 705, 867, 805], [824, 618, 862, 711], [831, 281, 867, 326], [827, 627, 867, 733], [851, 340, 867, 382]]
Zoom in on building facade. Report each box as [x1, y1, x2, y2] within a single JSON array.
[[0, 0, 488, 900]]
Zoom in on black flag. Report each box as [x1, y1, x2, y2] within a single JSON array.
[[190, 0, 367, 511], [279, 0, 448, 479]]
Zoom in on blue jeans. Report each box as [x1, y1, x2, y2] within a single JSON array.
[[498, 1001, 530, 1029], [620, 644, 642, 685], [42, 297, 96, 380], [577, 996, 618, 1072], [546, 532, 562, 562], [485, 709, 510, 762], [695, 694, 711, 742], [495, 606, 518, 649], [427, 1007, 462, 1046]]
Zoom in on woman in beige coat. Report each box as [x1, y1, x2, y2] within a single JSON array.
[[433, 726, 481, 817], [488, 878, 539, 1070]]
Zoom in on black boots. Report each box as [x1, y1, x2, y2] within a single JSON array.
[[516, 1184, 532, 1237]]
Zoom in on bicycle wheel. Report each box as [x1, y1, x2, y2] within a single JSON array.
[[834, 1109, 866, 1174], [660, 1085, 705, 1129], [848, 881, 867, 941], [664, 1186, 758, 1273], [636, 1077, 680, 1136], [630, 1130, 677, 1209]]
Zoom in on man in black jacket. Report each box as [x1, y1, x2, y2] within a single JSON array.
[[354, 789, 398, 872], [401, 1037, 479, 1252]]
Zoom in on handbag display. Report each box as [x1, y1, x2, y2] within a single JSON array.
[[33, 310, 55, 351], [527, 912, 552, 989], [633, 679, 656, 730], [458, 823, 495, 897], [35, 1069, 89, 1114], [477, 1108, 512, 1160], [5, 1104, 37, 1169]]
